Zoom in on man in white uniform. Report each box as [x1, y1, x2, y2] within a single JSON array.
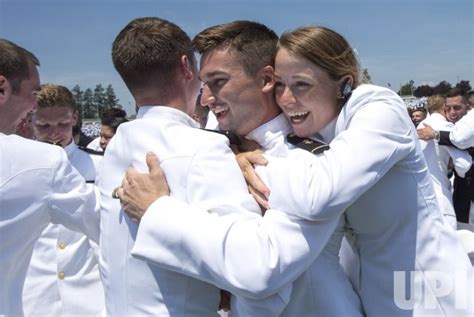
[[22, 84, 104, 316], [99, 17, 291, 316], [417, 94, 471, 229], [118, 21, 363, 316], [0, 39, 99, 316]]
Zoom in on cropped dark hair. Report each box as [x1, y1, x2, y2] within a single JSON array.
[[192, 20, 278, 76], [112, 17, 194, 94]]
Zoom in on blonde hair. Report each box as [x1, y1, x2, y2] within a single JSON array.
[[426, 95, 446, 114], [36, 83, 77, 112], [277, 26, 360, 88]]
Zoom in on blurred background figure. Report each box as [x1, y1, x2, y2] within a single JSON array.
[[87, 107, 128, 151], [410, 107, 427, 127], [192, 91, 210, 129], [15, 111, 35, 139], [73, 116, 94, 147]]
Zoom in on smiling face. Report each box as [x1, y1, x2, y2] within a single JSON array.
[[444, 95, 467, 123], [274, 48, 341, 137], [411, 110, 426, 127], [199, 49, 276, 135], [0, 61, 41, 134], [32, 106, 77, 147]]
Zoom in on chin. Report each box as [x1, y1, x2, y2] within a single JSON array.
[[292, 126, 312, 138]]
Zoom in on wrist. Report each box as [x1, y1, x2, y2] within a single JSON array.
[[433, 130, 440, 141]]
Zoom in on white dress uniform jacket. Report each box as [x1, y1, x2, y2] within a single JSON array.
[[265, 85, 473, 316], [0, 134, 99, 316], [450, 109, 474, 149], [99, 106, 271, 316], [132, 113, 363, 316], [129, 85, 472, 317], [23, 142, 105, 316], [417, 113, 472, 229]]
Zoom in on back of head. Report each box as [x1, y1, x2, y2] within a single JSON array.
[[192, 20, 278, 76], [277, 26, 360, 88], [112, 17, 194, 95], [0, 38, 40, 93], [36, 83, 77, 112], [426, 95, 446, 114]]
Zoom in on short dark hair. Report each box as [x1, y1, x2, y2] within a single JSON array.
[[192, 20, 278, 76], [0, 38, 40, 93], [446, 87, 467, 103], [101, 107, 127, 120], [112, 17, 194, 95], [101, 116, 128, 134]]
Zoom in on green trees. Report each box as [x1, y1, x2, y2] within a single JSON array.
[[71, 84, 121, 119], [398, 80, 471, 97]]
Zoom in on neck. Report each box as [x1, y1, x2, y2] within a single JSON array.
[[254, 96, 282, 130], [135, 90, 191, 116]]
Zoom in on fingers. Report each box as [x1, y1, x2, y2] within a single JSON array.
[[146, 152, 161, 175], [243, 166, 270, 198], [423, 123, 432, 129], [240, 150, 268, 166], [249, 185, 269, 210]]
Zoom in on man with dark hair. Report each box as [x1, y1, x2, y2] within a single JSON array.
[[117, 21, 363, 316], [410, 107, 426, 127], [100, 17, 265, 316], [23, 83, 104, 316], [0, 39, 99, 316]]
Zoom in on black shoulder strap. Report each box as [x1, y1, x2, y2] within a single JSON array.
[[438, 131, 454, 147], [203, 129, 241, 146], [78, 146, 104, 156], [287, 133, 330, 155]]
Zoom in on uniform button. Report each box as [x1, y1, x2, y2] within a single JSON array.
[[58, 271, 65, 280], [58, 242, 66, 249]]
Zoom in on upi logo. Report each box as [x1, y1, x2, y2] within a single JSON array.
[[393, 270, 473, 310]]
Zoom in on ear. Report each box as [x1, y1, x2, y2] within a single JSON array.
[[261, 66, 275, 94], [0, 75, 13, 106], [180, 55, 195, 81], [72, 110, 79, 127], [337, 75, 354, 99]]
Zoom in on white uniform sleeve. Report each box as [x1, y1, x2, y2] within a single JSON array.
[[132, 139, 314, 312], [131, 195, 339, 299], [447, 147, 472, 177], [450, 110, 474, 149], [48, 150, 100, 243], [266, 100, 414, 221]]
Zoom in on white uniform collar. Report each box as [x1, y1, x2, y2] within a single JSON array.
[[311, 117, 337, 143], [137, 105, 199, 128], [246, 113, 292, 152], [335, 84, 405, 136], [63, 140, 77, 158]]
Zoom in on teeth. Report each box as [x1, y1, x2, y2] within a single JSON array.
[[287, 111, 309, 117], [213, 106, 229, 115]]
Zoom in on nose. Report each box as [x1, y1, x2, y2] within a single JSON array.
[[30, 98, 38, 112], [278, 86, 296, 107], [200, 85, 216, 108]]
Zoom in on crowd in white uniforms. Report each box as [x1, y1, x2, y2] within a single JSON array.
[[0, 17, 473, 317]]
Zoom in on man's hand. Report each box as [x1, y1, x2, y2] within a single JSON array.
[[118, 152, 170, 223], [235, 150, 270, 210], [417, 123, 435, 140]]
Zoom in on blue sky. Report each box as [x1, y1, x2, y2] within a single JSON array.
[[1, 0, 472, 115]]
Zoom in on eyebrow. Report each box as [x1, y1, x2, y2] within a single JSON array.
[[200, 71, 228, 79]]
